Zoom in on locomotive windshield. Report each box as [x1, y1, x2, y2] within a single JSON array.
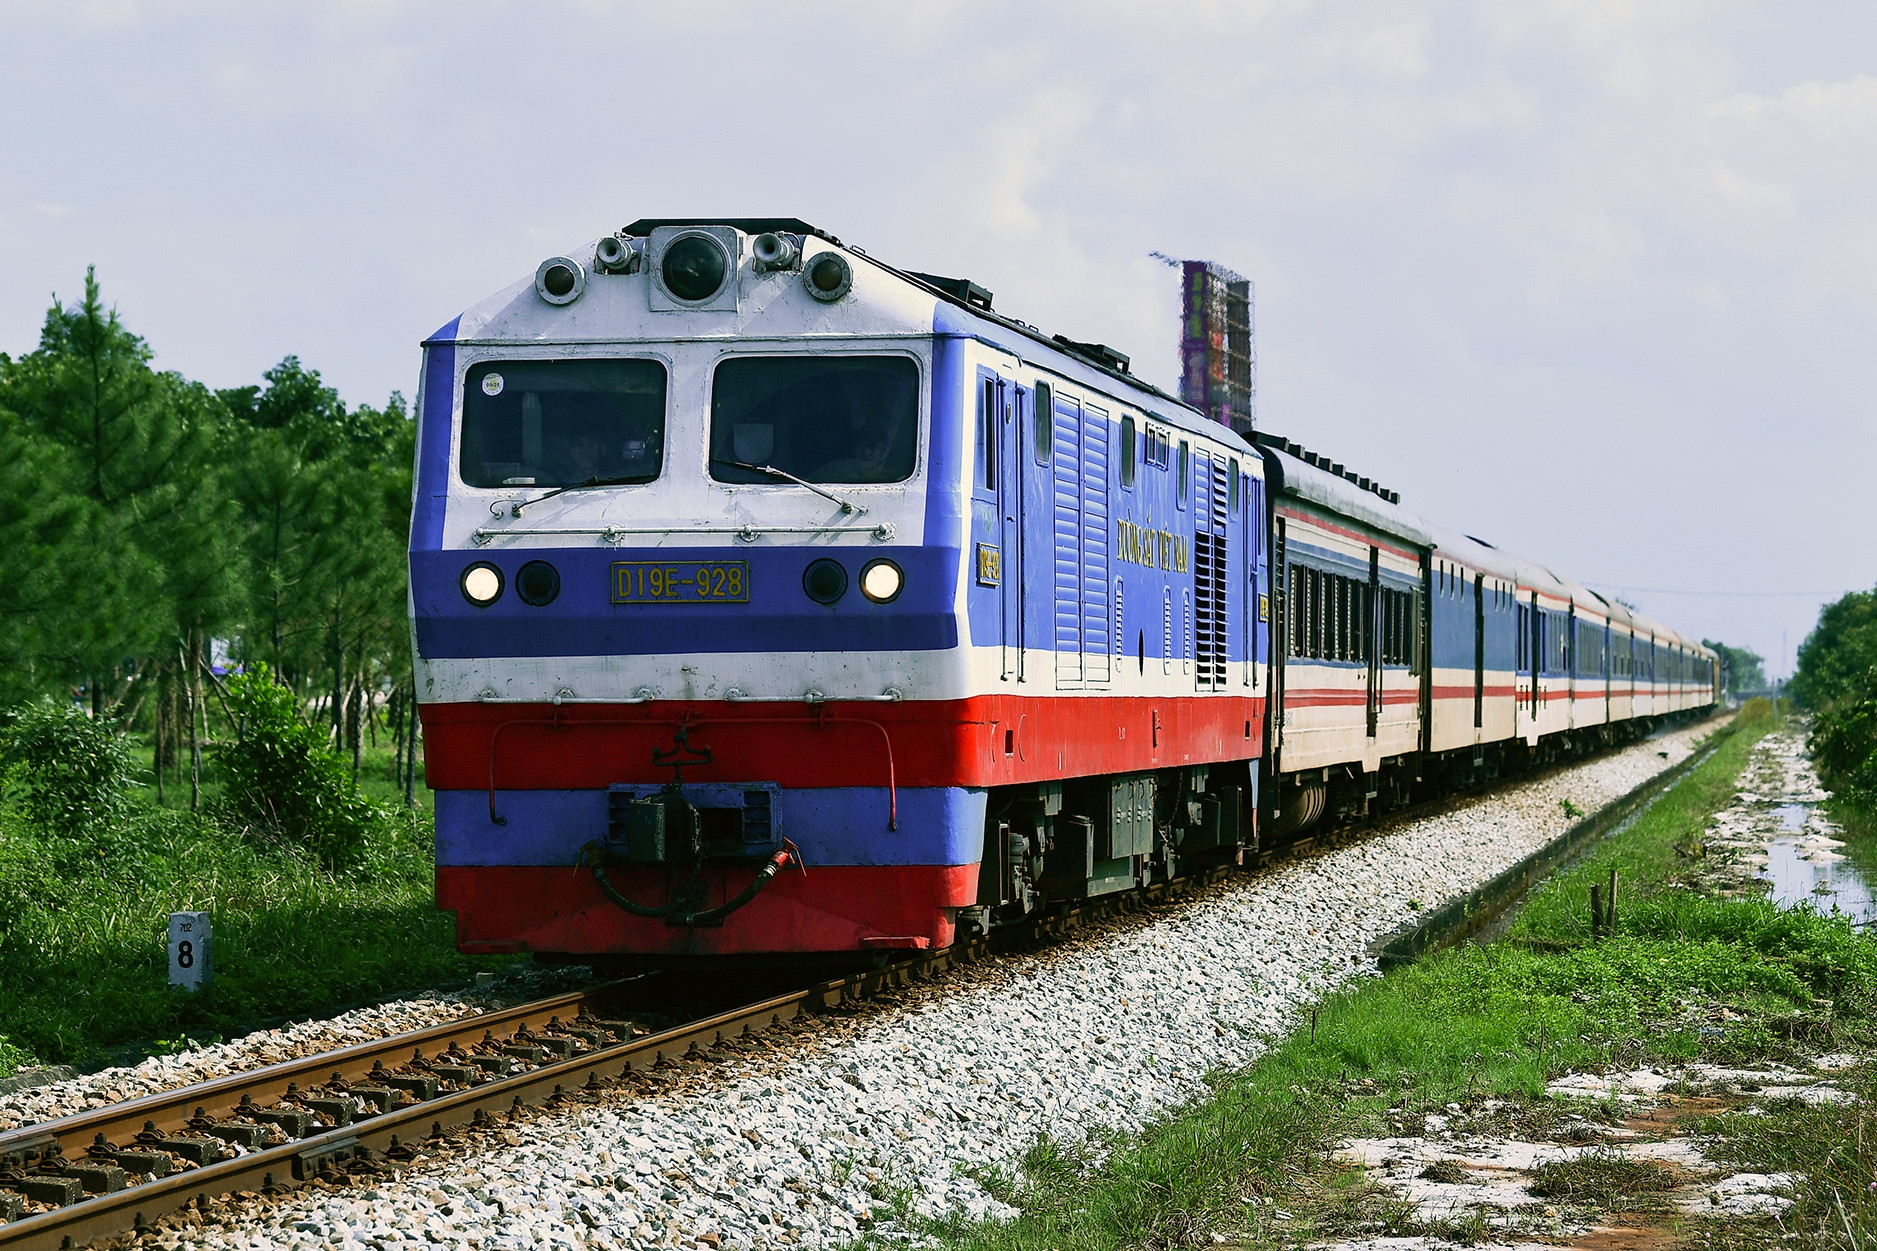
[[459, 359, 667, 488], [708, 355, 918, 485]]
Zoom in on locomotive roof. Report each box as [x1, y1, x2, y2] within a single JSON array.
[[444, 216, 1250, 455]]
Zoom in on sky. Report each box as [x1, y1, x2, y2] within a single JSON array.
[[2, 0, 1873, 679]]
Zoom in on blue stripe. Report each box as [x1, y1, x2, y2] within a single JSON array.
[[435, 786, 985, 866], [411, 319, 461, 554], [412, 546, 959, 657]]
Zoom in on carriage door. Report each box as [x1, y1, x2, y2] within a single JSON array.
[[1365, 547, 1381, 737], [1473, 574, 1485, 730], [1529, 594, 1543, 716], [996, 380, 1021, 680], [1604, 621, 1613, 719], [1566, 603, 1578, 728]]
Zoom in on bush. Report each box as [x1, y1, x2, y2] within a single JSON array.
[[0, 697, 137, 838], [1812, 671, 1877, 806], [215, 665, 383, 867]]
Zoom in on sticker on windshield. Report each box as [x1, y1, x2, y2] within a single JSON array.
[[482, 373, 504, 397]]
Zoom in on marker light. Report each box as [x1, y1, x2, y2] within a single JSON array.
[[859, 559, 903, 604], [535, 256, 587, 305], [802, 558, 848, 605], [803, 251, 852, 302], [461, 562, 504, 606], [516, 560, 561, 607]]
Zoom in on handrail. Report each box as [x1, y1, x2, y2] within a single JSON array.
[[477, 687, 658, 705], [471, 522, 897, 545]]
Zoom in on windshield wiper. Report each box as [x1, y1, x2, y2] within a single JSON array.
[[510, 475, 648, 516], [711, 460, 868, 515]]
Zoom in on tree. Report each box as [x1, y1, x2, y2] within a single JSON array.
[[1701, 639, 1766, 693], [0, 406, 98, 704], [221, 359, 412, 766], [1791, 588, 1877, 711], [0, 268, 235, 711]]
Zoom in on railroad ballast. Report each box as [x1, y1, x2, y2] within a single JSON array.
[[409, 218, 1718, 961]]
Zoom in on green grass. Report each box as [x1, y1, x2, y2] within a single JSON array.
[[922, 701, 1877, 1250], [0, 737, 503, 1075]]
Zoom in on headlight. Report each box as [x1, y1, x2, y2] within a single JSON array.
[[661, 233, 730, 303], [461, 562, 504, 606], [859, 559, 903, 604]]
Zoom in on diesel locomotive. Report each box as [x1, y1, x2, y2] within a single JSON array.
[[408, 218, 1716, 962]]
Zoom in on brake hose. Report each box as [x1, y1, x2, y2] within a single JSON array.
[[583, 839, 800, 927]]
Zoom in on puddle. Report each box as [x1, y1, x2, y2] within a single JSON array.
[[1759, 804, 1877, 927], [1700, 730, 1877, 928]]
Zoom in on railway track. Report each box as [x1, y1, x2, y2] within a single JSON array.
[[0, 862, 1253, 1251], [0, 725, 1708, 1251], [0, 974, 841, 1249]]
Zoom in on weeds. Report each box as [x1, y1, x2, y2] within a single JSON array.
[[1527, 1148, 1677, 1206], [0, 729, 499, 1075]]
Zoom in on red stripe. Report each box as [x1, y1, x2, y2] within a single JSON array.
[[438, 864, 976, 956], [1278, 507, 1420, 563], [420, 694, 1267, 791]]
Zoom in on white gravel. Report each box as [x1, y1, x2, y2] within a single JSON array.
[[144, 719, 1719, 1251], [0, 967, 597, 1132]]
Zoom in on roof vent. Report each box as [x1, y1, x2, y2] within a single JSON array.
[[1051, 336, 1131, 374], [907, 272, 993, 310]]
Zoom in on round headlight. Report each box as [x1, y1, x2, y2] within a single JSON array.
[[516, 560, 561, 607], [803, 251, 853, 302], [535, 256, 587, 305], [661, 234, 729, 302], [461, 562, 504, 606], [802, 558, 848, 606], [859, 559, 903, 604]]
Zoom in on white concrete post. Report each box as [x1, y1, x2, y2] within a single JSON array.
[[168, 911, 212, 991]]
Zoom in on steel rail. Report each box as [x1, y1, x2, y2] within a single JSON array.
[[0, 946, 996, 1251], [0, 983, 629, 1175]]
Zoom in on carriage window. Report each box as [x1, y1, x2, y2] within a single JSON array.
[[1119, 414, 1136, 487], [709, 355, 919, 485], [1177, 440, 1190, 509], [460, 358, 667, 488]]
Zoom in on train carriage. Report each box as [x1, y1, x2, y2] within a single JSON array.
[[1258, 444, 1429, 827], [1423, 527, 1522, 758]]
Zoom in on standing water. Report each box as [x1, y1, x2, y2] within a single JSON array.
[[1704, 727, 1877, 928]]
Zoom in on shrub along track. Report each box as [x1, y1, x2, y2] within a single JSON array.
[[0, 716, 1717, 1251]]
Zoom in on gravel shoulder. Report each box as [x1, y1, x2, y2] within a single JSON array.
[[0, 966, 591, 1133], [134, 720, 1722, 1251]]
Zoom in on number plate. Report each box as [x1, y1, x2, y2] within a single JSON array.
[[612, 560, 749, 604]]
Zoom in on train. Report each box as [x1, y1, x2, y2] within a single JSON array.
[[408, 218, 1717, 964]]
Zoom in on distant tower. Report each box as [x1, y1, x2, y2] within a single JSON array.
[[1175, 260, 1256, 435]]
